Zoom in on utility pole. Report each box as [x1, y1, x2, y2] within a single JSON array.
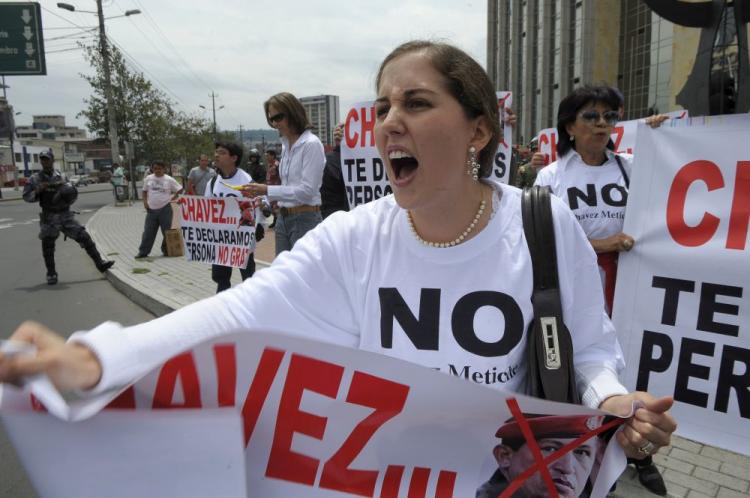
[[58, 3, 139, 165], [1, 78, 19, 191], [95, 0, 120, 167], [199, 92, 223, 140], [210, 91, 218, 138], [237, 124, 243, 143]]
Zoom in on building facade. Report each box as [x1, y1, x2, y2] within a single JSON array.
[[300, 95, 339, 148], [487, 0, 750, 142], [15, 115, 86, 141]]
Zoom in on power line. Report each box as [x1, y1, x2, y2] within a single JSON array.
[[128, 0, 214, 93], [47, 47, 85, 54], [111, 3, 209, 103], [43, 26, 98, 31], [45, 29, 98, 42], [38, 4, 89, 30], [105, 35, 187, 107], [38, 2, 186, 109]]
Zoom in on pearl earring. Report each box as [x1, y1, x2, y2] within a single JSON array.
[[466, 146, 479, 181]]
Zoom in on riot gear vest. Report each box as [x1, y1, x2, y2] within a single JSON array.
[[34, 170, 77, 211]]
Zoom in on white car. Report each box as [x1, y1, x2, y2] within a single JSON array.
[[69, 175, 91, 187]]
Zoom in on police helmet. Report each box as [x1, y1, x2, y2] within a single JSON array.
[[248, 148, 260, 158]]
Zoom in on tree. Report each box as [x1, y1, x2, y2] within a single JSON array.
[[78, 42, 215, 166]]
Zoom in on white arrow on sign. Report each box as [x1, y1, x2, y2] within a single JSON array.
[[21, 9, 32, 24], [23, 26, 33, 40], [25, 43, 34, 56]]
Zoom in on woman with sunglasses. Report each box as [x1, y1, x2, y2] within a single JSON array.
[[534, 85, 669, 495], [242, 92, 326, 255], [1, 44, 675, 481], [534, 85, 637, 316]]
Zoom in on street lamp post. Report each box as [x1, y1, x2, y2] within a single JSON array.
[[57, 2, 140, 167], [199, 91, 224, 139]]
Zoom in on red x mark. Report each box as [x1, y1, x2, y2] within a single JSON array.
[[498, 398, 626, 498]]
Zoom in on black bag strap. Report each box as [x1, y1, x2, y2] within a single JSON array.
[[614, 155, 630, 188], [521, 186, 581, 404]]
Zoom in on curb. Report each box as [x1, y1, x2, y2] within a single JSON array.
[[86, 205, 271, 318]]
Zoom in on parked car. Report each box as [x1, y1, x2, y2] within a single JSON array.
[[3, 177, 29, 187], [69, 175, 92, 187]]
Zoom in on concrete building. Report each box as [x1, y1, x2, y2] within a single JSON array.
[[300, 95, 339, 147], [486, 0, 750, 142], [14, 115, 86, 141]]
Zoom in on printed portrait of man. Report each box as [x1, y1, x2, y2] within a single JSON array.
[[476, 414, 603, 498]]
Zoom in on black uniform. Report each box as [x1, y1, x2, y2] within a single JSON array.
[[320, 145, 350, 219], [23, 167, 113, 284]]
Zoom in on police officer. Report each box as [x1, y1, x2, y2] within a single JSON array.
[[22, 150, 114, 285], [246, 148, 266, 184]]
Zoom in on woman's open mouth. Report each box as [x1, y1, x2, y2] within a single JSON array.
[[389, 150, 419, 185]]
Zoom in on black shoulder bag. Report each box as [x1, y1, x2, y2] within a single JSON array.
[[521, 186, 581, 404]]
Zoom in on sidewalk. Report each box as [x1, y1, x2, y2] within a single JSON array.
[[87, 202, 275, 315], [86, 203, 750, 498]]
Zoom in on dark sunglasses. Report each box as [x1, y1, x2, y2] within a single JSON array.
[[268, 112, 286, 124], [579, 109, 619, 126]]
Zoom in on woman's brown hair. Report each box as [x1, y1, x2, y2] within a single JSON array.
[[263, 92, 312, 137], [376, 40, 500, 178]]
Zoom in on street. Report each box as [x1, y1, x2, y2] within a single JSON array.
[[0, 188, 154, 498]]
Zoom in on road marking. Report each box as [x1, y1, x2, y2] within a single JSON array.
[[0, 218, 12, 223]]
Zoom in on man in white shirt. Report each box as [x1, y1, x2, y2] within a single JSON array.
[[135, 161, 183, 258]]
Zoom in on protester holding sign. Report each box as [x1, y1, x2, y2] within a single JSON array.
[[534, 86, 634, 315], [241, 92, 326, 255], [534, 85, 669, 495], [206, 141, 256, 293], [0, 41, 676, 478]]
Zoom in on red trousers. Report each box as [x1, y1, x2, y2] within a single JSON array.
[[597, 252, 619, 316]]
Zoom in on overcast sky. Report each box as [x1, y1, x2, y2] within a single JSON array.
[[5, 0, 486, 134]]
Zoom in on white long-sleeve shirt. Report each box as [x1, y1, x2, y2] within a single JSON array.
[[266, 129, 325, 208], [72, 181, 627, 409]]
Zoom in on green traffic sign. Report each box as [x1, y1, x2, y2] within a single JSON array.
[[0, 2, 46, 75]]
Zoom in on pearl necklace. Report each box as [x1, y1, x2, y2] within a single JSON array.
[[407, 196, 487, 248]]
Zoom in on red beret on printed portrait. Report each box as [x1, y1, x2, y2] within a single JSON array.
[[495, 414, 604, 442]]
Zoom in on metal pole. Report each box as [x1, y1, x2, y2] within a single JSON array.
[[211, 91, 217, 138], [97, 0, 120, 166], [2, 76, 19, 191]]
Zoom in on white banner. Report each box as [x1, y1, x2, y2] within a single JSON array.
[[2, 332, 628, 498], [493, 92, 513, 184], [341, 102, 392, 209], [536, 110, 688, 165], [177, 195, 256, 268], [613, 115, 750, 456], [340, 94, 515, 208]]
